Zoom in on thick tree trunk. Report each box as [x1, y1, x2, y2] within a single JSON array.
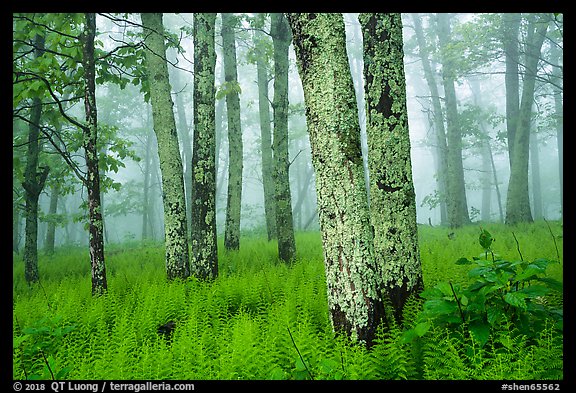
[[254, 28, 277, 241], [222, 13, 243, 251], [411, 14, 448, 226], [530, 131, 543, 220], [550, 41, 563, 218], [506, 14, 549, 225], [190, 13, 218, 280], [287, 13, 382, 346], [360, 13, 423, 324], [81, 13, 107, 296], [141, 12, 190, 279], [271, 13, 296, 262], [142, 122, 154, 241]]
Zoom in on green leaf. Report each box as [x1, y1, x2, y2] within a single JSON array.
[[414, 321, 431, 337], [479, 229, 493, 250], [424, 299, 458, 316], [518, 285, 549, 298], [535, 277, 563, 292], [504, 292, 528, 310], [487, 307, 503, 326], [469, 320, 490, 347], [455, 257, 472, 265]]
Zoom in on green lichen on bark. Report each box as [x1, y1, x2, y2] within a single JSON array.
[[271, 13, 296, 263], [190, 13, 218, 280], [359, 13, 423, 320], [222, 13, 243, 251], [141, 12, 190, 280], [287, 13, 382, 345], [82, 13, 107, 296]]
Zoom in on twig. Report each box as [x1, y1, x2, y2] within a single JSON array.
[[449, 282, 465, 324], [511, 232, 523, 261], [543, 218, 561, 261], [286, 326, 315, 380], [39, 350, 56, 380]]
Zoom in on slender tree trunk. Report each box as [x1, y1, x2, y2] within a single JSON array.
[[436, 13, 470, 228], [222, 13, 243, 251], [171, 66, 193, 238], [287, 13, 382, 346], [22, 34, 49, 284], [360, 13, 424, 324], [81, 13, 107, 296], [13, 203, 21, 254], [254, 27, 277, 241], [142, 123, 154, 241], [530, 131, 543, 220], [44, 182, 60, 255], [502, 13, 521, 168], [190, 13, 218, 280], [271, 13, 296, 262], [550, 41, 563, 218], [141, 12, 190, 279], [506, 14, 549, 225], [488, 141, 505, 223], [411, 13, 448, 226]]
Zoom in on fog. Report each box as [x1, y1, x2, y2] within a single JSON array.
[[14, 13, 563, 249]]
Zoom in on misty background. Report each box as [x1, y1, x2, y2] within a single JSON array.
[[13, 12, 563, 249]]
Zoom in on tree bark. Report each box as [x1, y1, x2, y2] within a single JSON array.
[[81, 13, 107, 296], [411, 13, 449, 226], [190, 13, 218, 280], [44, 182, 60, 255], [287, 13, 382, 346], [254, 26, 277, 241], [271, 13, 296, 262], [359, 13, 424, 324], [435, 13, 471, 228], [502, 13, 521, 168], [505, 14, 549, 225], [22, 34, 49, 284], [141, 12, 190, 279], [222, 13, 243, 251]]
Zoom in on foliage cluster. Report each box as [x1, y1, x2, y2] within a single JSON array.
[[13, 223, 563, 380]]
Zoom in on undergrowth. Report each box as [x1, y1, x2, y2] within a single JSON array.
[[12, 222, 563, 380]]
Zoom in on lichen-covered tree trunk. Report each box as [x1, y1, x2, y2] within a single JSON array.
[[141, 12, 190, 279], [254, 28, 277, 241], [271, 13, 296, 262], [81, 13, 107, 296], [22, 34, 49, 284], [190, 13, 218, 280], [222, 13, 243, 251], [530, 131, 543, 220], [506, 14, 549, 225], [287, 13, 383, 346], [436, 13, 470, 228], [359, 13, 423, 323], [411, 13, 449, 226], [502, 13, 521, 168]]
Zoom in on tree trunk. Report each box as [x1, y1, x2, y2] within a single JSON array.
[[287, 13, 382, 346], [190, 13, 218, 280], [171, 65, 193, 238], [506, 14, 549, 225], [142, 121, 154, 241], [81, 13, 107, 296], [550, 41, 563, 218], [141, 12, 190, 279], [411, 13, 449, 226], [502, 13, 521, 168], [435, 13, 470, 228], [271, 13, 296, 262], [44, 182, 60, 255], [360, 13, 424, 324], [254, 27, 277, 241], [222, 13, 243, 251], [22, 34, 49, 284], [530, 131, 543, 220]]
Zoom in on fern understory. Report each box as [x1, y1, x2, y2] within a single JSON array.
[[12, 221, 563, 380]]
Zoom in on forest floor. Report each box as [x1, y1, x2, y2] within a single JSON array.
[[12, 221, 563, 380]]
